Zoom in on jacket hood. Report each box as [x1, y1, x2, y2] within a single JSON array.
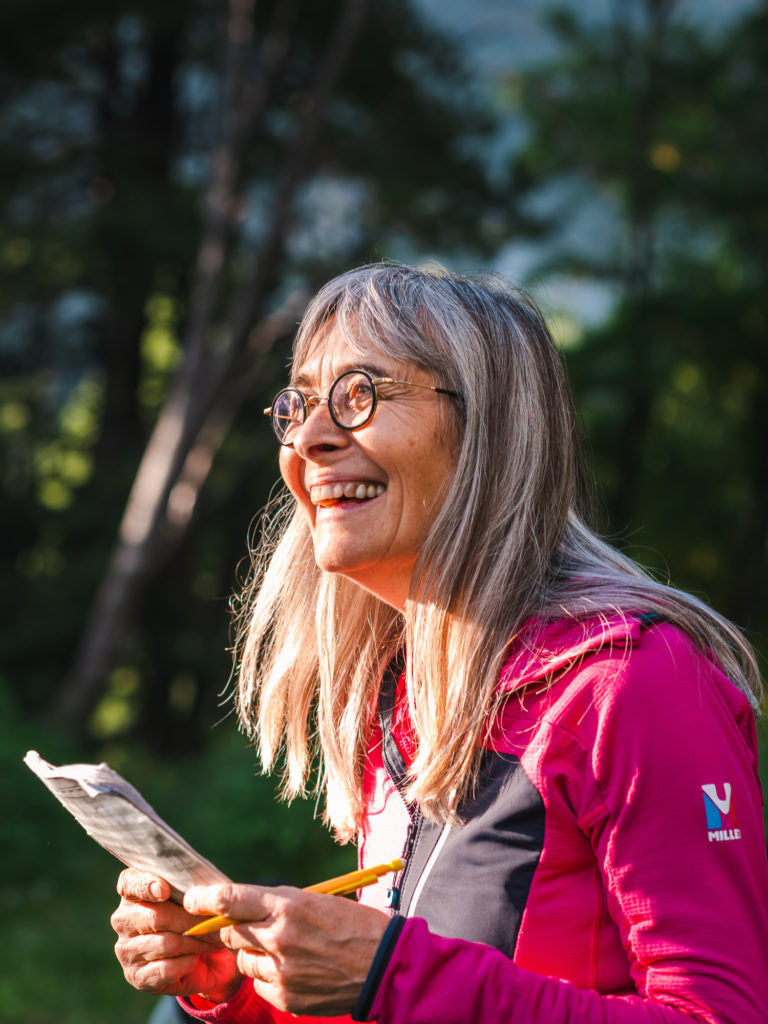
[[496, 613, 644, 693]]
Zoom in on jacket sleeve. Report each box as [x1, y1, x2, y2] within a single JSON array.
[[357, 916, 742, 1024], [356, 625, 768, 1024], [177, 984, 354, 1024]]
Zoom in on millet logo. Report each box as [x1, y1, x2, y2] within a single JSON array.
[[702, 783, 741, 842]]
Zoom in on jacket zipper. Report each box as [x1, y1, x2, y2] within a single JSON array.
[[388, 809, 423, 911]]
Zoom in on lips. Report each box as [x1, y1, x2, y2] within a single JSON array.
[[310, 480, 386, 507]]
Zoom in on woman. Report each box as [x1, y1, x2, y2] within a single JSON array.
[[112, 264, 768, 1023]]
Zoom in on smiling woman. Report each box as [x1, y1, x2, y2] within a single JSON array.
[[110, 263, 768, 1024], [275, 321, 459, 609]]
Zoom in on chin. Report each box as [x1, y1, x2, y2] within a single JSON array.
[[313, 551, 387, 592], [312, 544, 365, 576], [317, 558, 373, 579]]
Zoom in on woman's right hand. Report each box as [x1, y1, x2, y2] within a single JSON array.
[[111, 869, 242, 1004]]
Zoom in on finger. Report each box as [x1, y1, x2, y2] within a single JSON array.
[[121, 947, 241, 1003], [117, 925, 224, 962], [121, 948, 200, 995], [214, 889, 329, 954], [184, 883, 275, 924], [236, 949, 275, 985], [111, 898, 206, 940], [115, 929, 188, 967], [117, 868, 171, 903], [218, 921, 268, 954]]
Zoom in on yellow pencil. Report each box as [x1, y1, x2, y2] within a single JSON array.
[[184, 858, 403, 936]]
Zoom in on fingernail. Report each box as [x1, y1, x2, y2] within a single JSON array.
[[150, 882, 163, 899]]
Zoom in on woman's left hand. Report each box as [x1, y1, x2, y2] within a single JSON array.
[[183, 883, 390, 1016]]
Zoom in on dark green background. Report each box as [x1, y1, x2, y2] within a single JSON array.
[[2, 2, 766, 1020]]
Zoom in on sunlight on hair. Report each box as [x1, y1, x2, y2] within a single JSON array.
[[232, 263, 764, 834]]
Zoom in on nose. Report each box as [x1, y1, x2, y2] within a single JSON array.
[[291, 395, 348, 458], [303, 395, 327, 418]]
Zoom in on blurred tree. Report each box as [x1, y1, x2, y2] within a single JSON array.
[[508, 0, 768, 664], [0, 0, 496, 745], [56, 0, 373, 729]]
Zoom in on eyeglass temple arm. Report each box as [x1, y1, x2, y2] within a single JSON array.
[[373, 378, 462, 400]]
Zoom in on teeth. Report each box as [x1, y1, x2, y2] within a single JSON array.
[[310, 482, 385, 506]]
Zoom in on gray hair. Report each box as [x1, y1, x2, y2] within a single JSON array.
[[235, 263, 762, 836]]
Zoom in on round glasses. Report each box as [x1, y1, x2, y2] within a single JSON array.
[[264, 368, 461, 446]]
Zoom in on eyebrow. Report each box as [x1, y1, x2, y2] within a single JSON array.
[[291, 362, 393, 389]]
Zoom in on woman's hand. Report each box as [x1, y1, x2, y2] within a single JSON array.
[[112, 869, 242, 1004], [184, 882, 390, 1016]]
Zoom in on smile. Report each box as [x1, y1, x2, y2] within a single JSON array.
[[310, 481, 386, 507]]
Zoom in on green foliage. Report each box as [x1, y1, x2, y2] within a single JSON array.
[[0, 0, 497, 738], [0, 691, 149, 1023], [1, 688, 352, 1024], [511, 1, 768, 663]]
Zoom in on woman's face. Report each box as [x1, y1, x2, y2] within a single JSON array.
[[279, 320, 457, 610]]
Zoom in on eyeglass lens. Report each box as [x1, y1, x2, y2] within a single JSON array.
[[271, 370, 376, 444], [329, 370, 376, 428]]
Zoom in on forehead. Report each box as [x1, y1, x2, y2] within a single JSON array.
[[291, 319, 410, 386]]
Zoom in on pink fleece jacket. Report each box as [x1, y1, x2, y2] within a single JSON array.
[[179, 615, 768, 1024]]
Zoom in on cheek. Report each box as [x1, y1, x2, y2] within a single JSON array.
[[278, 447, 292, 484], [279, 450, 306, 505], [411, 449, 455, 522]]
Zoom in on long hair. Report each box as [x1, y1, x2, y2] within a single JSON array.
[[234, 263, 763, 839]]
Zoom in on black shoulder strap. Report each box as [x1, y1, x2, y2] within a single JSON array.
[[638, 610, 667, 629], [377, 655, 411, 800]]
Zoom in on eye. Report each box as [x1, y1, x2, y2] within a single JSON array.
[[329, 371, 376, 428], [347, 378, 373, 406], [283, 390, 306, 417], [272, 388, 306, 441]]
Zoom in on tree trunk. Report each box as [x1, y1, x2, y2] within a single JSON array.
[[55, 0, 372, 727]]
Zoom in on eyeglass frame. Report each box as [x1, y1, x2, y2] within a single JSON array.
[[263, 367, 462, 447]]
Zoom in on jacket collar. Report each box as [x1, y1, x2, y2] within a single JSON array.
[[496, 613, 643, 693], [386, 613, 645, 765]]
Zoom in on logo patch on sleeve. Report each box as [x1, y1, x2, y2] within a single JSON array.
[[702, 783, 741, 842]]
